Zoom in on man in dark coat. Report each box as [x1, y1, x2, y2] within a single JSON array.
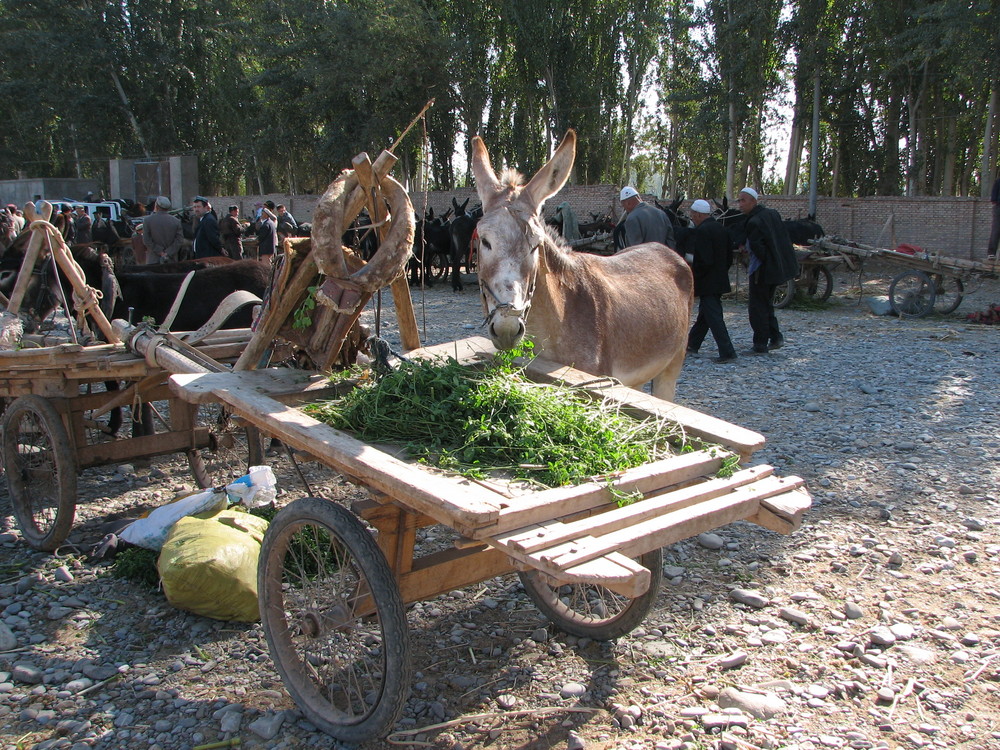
[[220, 204, 244, 259], [73, 205, 92, 244], [256, 208, 277, 257], [738, 187, 798, 354], [55, 204, 76, 244], [191, 196, 223, 258], [684, 200, 737, 363]]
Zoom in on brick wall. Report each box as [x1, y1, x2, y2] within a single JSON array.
[[206, 189, 998, 263]]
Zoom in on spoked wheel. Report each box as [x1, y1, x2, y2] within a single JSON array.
[[889, 270, 936, 317], [258, 497, 411, 742], [186, 403, 266, 488], [519, 547, 663, 640], [800, 265, 833, 302], [1, 395, 77, 551], [772, 280, 795, 309], [427, 251, 450, 282], [932, 274, 964, 314], [466, 246, 478, 274]]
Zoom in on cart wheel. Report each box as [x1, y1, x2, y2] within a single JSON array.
[[187, 403, 266, 488], [427, 250, 450, 282], [773, 280, 795, 309], [801, 265, 833, 302], [932, 274, 964, 314], [889, 270, 936, 317], [1, 395, 77, 551], [519, 547, 663, 640], [466, 246, 478, 274], [258, 497, 411, 742]]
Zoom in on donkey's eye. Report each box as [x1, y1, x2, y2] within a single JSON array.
[[480, 238, 492, 250]]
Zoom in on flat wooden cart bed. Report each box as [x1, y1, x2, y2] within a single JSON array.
[[167, 335, 812, 742]]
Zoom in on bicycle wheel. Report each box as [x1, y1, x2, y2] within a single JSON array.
[[186, 403, 266, 488], [801, 265, 833, 302], [2, 395, 77, 551], [773, 280, 795, 309], [932, 274, 964, 315], [519, 547, 663, 640], [889, 270, 935, 317], [258, 497, 411, 742]]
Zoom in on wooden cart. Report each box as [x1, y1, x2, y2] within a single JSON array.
[[156, 335, 813, 742], [813, 237, 1000, 317], [0, 201, 267, 551], [0, 329, 262, 550]]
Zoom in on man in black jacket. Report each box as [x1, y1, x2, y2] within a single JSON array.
[[738, 187, 798, 354], [684, 200, 737, 363], [191, 196, 223, 258]]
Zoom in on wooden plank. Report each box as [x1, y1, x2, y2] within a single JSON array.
[[396, 545, 514, 604], [747, 489, 812, 533], [484, 448, 726, 537], [542, 477, 805, 570], [497, 465, 778, 554], [76, 427, 209, 468], [520, 355, 765, 459], [169, 371, 503, 534]]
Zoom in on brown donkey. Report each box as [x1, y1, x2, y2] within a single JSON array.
[[472, 129, 693, 401]]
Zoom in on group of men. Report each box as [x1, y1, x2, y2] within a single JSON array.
[[619, 185, 798, 364], [137, 196, 298, 264]]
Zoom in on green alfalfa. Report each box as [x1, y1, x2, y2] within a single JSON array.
[[303, 345, 691, 488]]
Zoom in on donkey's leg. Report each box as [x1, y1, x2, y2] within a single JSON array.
[[650, 348, 686, 402]]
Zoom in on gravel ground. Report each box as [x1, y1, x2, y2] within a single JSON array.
[[0, 262, 998, 750]]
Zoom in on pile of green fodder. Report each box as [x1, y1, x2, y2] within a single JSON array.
[[303, 350, 691, 488]]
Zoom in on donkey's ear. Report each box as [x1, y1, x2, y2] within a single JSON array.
[[522, 130, 575, 211], [471, 136, 504, 211]]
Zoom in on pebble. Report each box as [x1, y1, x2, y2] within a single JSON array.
[[248, 711, 285, 740], [716, 687, 787, 719], [559, 682, 588, 698], [697, 532, 725, 550], [729, 588, 769, 609]]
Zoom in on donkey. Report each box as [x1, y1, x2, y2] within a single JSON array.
[[472, 129, 694, 401]]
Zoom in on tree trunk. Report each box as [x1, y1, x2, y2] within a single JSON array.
[[981, 83, 999, 197], [942, 115, 957, 196]]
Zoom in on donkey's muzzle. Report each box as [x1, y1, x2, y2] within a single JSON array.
[[486, 304, 526, 350]]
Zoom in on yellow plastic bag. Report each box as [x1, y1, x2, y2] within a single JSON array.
[[157, 508, 270, 622]]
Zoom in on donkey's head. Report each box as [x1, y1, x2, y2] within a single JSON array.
[[471, 130, 575, 351]]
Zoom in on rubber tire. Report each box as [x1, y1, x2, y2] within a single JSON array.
[[519, 547, 663, 640], [187, 404, 266, 489], [932, 274, 964, 315], [889, 270, 936, 318], [2, 395, 78, 551], [427, 251, 450, 282], [258, 497, 411, 742], [773, 280, 795, 309], [801, 265, 833, 302]]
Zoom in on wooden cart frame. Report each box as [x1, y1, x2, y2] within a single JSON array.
[[164, 335, 811, 742], [813, 237, 1000, 317]]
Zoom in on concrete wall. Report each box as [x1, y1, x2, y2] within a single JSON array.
[[204, 187, 999, 263], [0, 178, 100, 209]]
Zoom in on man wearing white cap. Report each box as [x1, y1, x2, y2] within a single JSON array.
[[685, 199, 737, 363], [143, 196, 184, 264], [737, 187, 798, 354], [619, 186, 675, 250]]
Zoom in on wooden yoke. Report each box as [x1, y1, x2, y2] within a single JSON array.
[[353, 153, 420, 352], [6, 201, 53, 314]]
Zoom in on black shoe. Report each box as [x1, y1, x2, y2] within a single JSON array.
[[744, 347, 769, 355], [768, 338, 785, 351], [686, 347, 699, 355], [713, 355, 737, 363]]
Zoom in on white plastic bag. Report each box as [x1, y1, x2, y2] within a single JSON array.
[[120, 488, 229, 550], [225, 465, 277, 508]]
